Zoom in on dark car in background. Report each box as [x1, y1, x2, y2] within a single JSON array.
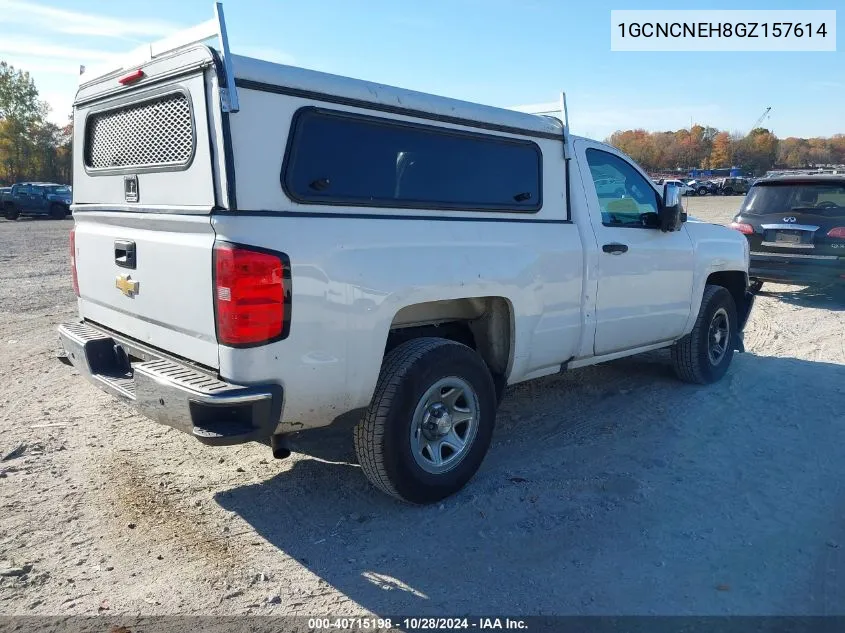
[[731, 175, 845, 291], [688, 180, 720, 196], [718, 177, 751, 196], [2, 182, 72, 220]]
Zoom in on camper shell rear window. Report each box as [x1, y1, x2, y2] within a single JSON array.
[[84, 91, 195, 172], [282, 107, 542, 212]]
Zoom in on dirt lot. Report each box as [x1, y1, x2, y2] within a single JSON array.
[[1, 195, 844, 616]]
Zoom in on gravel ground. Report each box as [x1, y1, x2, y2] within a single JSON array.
[[1, 196, 844, 616]]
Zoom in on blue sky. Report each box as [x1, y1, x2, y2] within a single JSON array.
[[0, 0, 840, 139]]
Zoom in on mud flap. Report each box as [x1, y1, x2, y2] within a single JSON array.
[[734, 331, 746, 354]]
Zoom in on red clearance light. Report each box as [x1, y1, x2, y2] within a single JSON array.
[[827, 227, 845, 239], [730, 222, 754, 235], [213, 243, 289, 347], [70, 228, 79, 297], [118, 69, 145, 85]]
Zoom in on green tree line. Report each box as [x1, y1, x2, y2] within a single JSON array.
[[607, 125, 845, 176], [0, 61, 72, 186]]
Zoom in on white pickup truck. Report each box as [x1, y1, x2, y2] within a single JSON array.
[[58, 6, 754, 503]]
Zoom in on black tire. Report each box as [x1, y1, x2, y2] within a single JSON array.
[[49, 203, 67, 220], [354, 337, 497, 504], [697, 187, 708, 196], [723, 187, 734, 195], [671, 285, 738, 384], [748, 278, 763, 293], [4, 205, 19, 221]]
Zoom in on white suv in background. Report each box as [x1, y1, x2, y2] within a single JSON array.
[[662, 179, 694, 196]]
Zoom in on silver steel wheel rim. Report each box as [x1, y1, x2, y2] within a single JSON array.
[[708, 307, 730, 366], [410, 376, 479, 475]]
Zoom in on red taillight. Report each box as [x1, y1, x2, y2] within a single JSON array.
[[70, 228, 79, 297], [730, 222, 754, 235], [118, 69, 145, 85], [213, 243, 288, 346], [827, 227, 845, 239]]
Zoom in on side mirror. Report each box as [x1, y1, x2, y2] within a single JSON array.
[[660, 183, 685, 232], [663, 183, 680, 208]]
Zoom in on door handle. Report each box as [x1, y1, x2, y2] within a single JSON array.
[[602, 243, 629, 255], [114, 240, 136, 269]]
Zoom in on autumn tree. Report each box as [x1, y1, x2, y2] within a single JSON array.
[[0, 60, 71, 185], [608, 123, 844, 175], [708, 132, 732, 168], [777, 137, 809, 168], [608, 129, 662, 171], [732, 128, 778, 175]]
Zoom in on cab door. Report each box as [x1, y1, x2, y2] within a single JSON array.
[[10, 184, 29, 210], [29, 186, 48, 213], [575, 140, 695, 355]]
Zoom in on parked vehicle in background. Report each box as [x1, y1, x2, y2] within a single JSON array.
[[2, 182, 72, 220], [663, 179, 694, 196], [730, 175, 845, 291], [56, 6, 755, 503], [593, 177, 625, 197], [718, 177, 751, 196], [687, 180, 719, 196]]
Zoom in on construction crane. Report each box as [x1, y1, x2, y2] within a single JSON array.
[[751, 107, 772, 131]]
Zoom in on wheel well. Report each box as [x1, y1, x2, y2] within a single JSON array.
[[387, 297, 513, 395], [706, 270, 751, 326]]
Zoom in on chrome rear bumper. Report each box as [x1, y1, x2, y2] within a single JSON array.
[[57, 321, 282, 446]]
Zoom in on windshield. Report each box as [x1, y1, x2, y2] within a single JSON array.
[[741, 182, 845, 217], [50, 186, 71, 195]]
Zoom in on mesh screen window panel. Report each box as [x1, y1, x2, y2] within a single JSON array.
[[85, 93, 194, 170]]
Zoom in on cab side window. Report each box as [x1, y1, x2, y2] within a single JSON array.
[[586, 149, 659, 227]]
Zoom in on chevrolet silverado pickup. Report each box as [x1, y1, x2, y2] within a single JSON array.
[[57, 5, 754, 503]]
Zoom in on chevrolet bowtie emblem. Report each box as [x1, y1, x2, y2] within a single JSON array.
[[115, 274, 139, 297]]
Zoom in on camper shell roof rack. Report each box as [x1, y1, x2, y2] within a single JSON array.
[[78, 2, 239, 113]]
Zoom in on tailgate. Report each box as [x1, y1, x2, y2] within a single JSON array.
[[71, 46, 226, 369], [74, 212, 218, 368]]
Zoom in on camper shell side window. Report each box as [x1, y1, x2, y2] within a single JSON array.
[[281, 107, 543, 213]]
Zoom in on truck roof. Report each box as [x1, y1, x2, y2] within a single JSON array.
[[232, 54, 566, 140]]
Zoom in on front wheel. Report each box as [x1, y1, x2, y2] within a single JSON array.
[[354, 337, 496, 504], [4, 206, 19, 221], [671, 285, 738, 384], [697, 187, 708, 196], [748, 279, 763, 293]]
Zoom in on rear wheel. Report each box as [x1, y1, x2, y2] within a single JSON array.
[[354, 337, 496, 504], [49, 203, 67, 220], [748, 278, 763, 293], [697, 187, 708, 196], [723, 187, 734, 195], [671, 285, 738, 384], [4, 205, 19, 221]]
